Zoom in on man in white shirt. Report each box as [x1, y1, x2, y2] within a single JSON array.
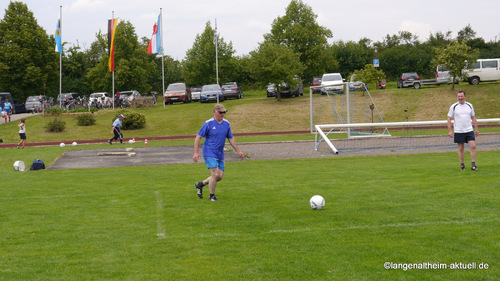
[[447, 90, 479, 171]]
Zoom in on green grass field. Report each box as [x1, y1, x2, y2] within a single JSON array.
[[1, 83, 499, 279], [1, 145, 498, 280]]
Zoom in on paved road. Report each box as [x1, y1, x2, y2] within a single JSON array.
[[0, 112, 40, 124], [48, 134, 500, 170]]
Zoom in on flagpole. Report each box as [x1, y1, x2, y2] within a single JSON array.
[[59, 6, 62, 109], [215, 19, 219, 103], [112, 11, 115, 110], [161, 8, 165, 109]]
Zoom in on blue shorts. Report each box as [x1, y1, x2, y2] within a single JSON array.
[[454, 131, 475, 144], [19, 133, 26, 140], [204, 157, 225, 171], [5, 109, 11, 113]]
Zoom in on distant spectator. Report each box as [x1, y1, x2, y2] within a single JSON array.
[[17, 118, 27, 149], [2, 99, 12, 122]]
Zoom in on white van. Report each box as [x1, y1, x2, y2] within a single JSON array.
[[463, 58, 500, 85], [436, 65, 458, 84]]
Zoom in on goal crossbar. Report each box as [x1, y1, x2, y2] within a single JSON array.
[[315, 118, 500, 154]]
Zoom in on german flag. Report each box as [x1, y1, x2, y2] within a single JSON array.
[[108, 18, 118, 72]]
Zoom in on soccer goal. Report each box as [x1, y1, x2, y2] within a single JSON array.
[[310, 81, 390, 149], [314, 119, 500, 154]]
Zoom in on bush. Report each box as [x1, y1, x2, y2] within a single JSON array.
[[45, 107, 65, 114], [45, 107, 98, 114], [45, 117, 66, 132], [112, 109, 146, 130], [76, 113, 96, 126]]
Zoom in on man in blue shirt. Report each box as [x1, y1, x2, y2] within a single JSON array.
[[109, 114, 125, 144], [193, 104, 245, 201]]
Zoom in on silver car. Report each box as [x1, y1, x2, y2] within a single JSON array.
[[190, 86, 202, 101], [25, 95, 48, 112]]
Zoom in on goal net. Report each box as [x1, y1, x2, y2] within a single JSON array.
[[309, 82, 390, 147], [314, 119, 500, 154]]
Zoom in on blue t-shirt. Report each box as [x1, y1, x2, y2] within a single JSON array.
[[112, 118, 122, 128], [197, 118, 234, 160]]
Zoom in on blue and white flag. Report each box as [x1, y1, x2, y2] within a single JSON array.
[[55, 18, 62, 54], [213, 23, 217, 45]]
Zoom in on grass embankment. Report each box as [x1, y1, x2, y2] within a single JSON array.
[[0, 82, 499, 144]]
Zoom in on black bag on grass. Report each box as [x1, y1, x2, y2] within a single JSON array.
[[30, 159, 45, 170]]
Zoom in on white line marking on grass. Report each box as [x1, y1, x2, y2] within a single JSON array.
[[155, 191, 166, 239], [163, 218, 497, 239], [268, 218, 497, 233], [0, 194, 90, 200]]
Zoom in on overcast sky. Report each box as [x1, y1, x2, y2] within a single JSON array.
[[2, 0, 499, 60]]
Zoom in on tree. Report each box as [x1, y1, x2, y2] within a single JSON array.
[[433, 40, 479, 90], [248, 41, 304, 101], [349, 64, 386, 89], [330, 40, 372, 78], [427, 31, 453, 48], [0, 1, 59, 99], [61, 45, 91, 94], [457, 24, 476, 42], [182, 21, 236, 86], [264, 0, 333, 82]]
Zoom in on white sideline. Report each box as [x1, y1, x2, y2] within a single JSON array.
[[164, 218, 495, 239], [155, 190, 166, 239]]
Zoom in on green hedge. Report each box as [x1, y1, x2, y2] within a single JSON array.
[[112, 109, 146, 130]]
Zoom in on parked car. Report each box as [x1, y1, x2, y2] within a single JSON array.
[[266, 84, 277, 97], [25, 95, 49, 112], [190, 86, 202, 101], [0, 92, 15, 113], [118, 90, 140, 103], [221, 82, 243, 99], [280, 78, 303, 97], [0, 92, 13, 103], [164, 83, 191, 104], [89, 92, 112, 107], [266, 76, 303, 98], [57, 92, 81, 107], [321, 73, 344, 91], [349, 75, 368, 91], [200, 84, 224, 103], [397, 72, 421, 89], [311, 76, 322, 94], [12, 99, 26, 114]]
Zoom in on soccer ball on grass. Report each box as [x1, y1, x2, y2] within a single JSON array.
[[310, 195, 325, 210]]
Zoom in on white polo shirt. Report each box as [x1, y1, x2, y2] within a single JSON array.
[[448, 102, 475, 133]]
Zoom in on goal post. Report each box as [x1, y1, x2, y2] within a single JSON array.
[[315, 118, 500, 154]]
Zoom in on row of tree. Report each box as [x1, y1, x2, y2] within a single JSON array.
[[1, 0, 499, 101]]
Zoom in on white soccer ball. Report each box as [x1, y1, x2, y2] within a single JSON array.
[[60, 143, 66, 147], [310, 195, 325, 210], [128, 139, 134, 144], [72, 142, 77, 146]]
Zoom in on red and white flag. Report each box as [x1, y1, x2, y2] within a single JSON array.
[[147, 14, 161, 54]]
